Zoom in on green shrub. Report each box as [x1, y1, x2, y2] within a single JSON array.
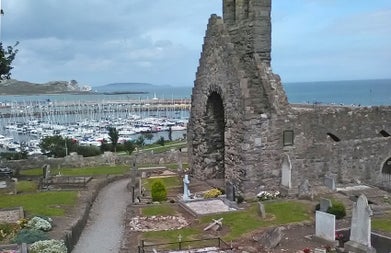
[[76, 145, 101, 157], [12, 228, 49, 244], [150, 180, 167, 202], [0, 223, 19, 241], [327, 201, 346, 219], [236, 195, 245, 204]]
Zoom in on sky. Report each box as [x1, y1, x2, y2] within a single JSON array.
[[1, 0, 391, 87]]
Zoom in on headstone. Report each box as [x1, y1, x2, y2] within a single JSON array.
[[345, 194, 376, 253], [319, 198, 332, 212], [182, 174, 190, 201], [298, 179, 313, 199], [258, 202, 266, 219], [42, 164, 51, 179], [315, 211, 336, 242], [225, 181, 235, 201], [314, 248, 326, 253], [177, 151, 183, 172], [253, 227, 284, 249], [281, 154, 292, 189], [324, 174, 336, 191]]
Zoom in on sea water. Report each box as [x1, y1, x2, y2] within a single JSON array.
[[0, 79, 389, 106]]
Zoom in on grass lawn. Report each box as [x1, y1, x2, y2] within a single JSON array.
[[20, 165, 129, 177], [16, 181, 38, 193], [141, 200, 312, 247], [141, 203, 177, 216], [0, 191, 78, 217], [372, 213, 391, 233], [145, 176, 181, 190]]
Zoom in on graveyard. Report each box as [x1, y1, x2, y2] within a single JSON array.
[[0, 157, 391, 252]]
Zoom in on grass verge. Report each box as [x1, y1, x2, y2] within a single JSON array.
[[0, 191, 78, 217], [20, 165, 129, 177]]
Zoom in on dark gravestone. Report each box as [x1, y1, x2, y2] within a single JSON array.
[[298, 179, 313, 199], [324, 174, 336, 191], [319, 198, 332, 212], [225, 181, 235, 201]]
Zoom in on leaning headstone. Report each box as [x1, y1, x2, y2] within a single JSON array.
[[319, 198, 332, 212], [324, 174, 336, 191], [225, 181, 235, 201], [345, 194, 376, 253], [315, 211, 336, 242], [253, 227, 284, 249], [281, 154, 292, 189], [298, 179, 313, 199]]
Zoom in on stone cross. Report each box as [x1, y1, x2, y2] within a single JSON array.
[[182, 174, 190, 201], [203, 218, 223, 231]]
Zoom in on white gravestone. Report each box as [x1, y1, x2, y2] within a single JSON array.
[[315, 211, 336, 242], [350, 194, 372, 246], [281, 154, 292, 188], [182, 174, 190, 201]]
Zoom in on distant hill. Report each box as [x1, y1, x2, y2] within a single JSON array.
[[93, 82, 158, 93], [0, 79, 92, 95]]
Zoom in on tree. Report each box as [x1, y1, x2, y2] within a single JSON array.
[[156, 136, 165, 146], [39, 136, 77, 157], [168, 126, 172, 141], [0, 42, 18, 80], [123, 140, 136, 155], [142, 132, 153, 144], [107, 127, 119, 152], [135, 135, 145, 147], [150, 180, 167, 202]]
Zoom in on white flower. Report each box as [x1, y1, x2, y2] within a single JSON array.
[[29, 239, 67, 253], [26, 217, 52, 231]]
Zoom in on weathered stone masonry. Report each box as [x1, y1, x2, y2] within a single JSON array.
[[188, 0, 391, 197]]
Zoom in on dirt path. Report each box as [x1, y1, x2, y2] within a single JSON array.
[[72, 179, 131, 253]]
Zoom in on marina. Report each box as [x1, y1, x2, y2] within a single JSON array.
[[0, 96, 191, 155]]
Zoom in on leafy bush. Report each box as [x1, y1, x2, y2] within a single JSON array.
[[12, 228, 49, 244], [327, 201, 346, 219], [0, 223, 19, 241], [236, 195, 245, 204], [26, 216, 52, 231], [29, 239, 67, 253], [76, 145, 101, 157], [150, 180, 167, 202], [203, 188, 222, 199]]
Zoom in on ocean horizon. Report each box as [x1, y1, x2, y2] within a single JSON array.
[[0, 79, 390, 106]]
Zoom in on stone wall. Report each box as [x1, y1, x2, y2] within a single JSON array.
[[3, 150, 188, 175], [188, 0, 391, 198]]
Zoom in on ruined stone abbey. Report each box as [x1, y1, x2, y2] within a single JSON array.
[[187, 0, 391, 197]]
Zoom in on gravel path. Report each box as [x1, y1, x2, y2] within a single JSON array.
[[72, 179, 131, 253]]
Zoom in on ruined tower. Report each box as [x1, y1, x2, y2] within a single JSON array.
[[187, 0, 289, 197], [188, 0, 391, 198], [223, 0, 272, 64]]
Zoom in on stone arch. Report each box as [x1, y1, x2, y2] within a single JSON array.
[[203, 90, 225, 179], [381, 157, 391, 187], [382, 157, 391, 175]]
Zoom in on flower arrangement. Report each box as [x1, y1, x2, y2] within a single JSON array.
[[203, 188, 222, 199], [257, 190, 281, 201], [303, 247, 311, 253], [26, 217, 52, 232], [29, 239, 67, 253]]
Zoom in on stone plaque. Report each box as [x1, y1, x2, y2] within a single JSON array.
[[324, 175, 336, 191]]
